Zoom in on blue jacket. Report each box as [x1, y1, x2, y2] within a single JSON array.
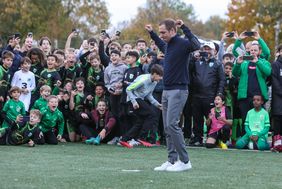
[[149, 25, 200, 90]]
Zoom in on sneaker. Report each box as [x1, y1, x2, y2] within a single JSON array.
[[119, 141, 133, 148], [107, 137, 120, 145], [138, 139, 153, 147], [128, 139, 140, 146], [218, 141, 228, 150], [85, 137, 95, 145], [166, 161, 192, 172], [93, 136, 101, 145], [154, 161, 173, 171]]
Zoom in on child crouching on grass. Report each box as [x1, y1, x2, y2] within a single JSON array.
[[236, 95, 270, 151], [37, 95, 65, 145], [205, 94, 233, 149], [80, 100, 116, 145], [0, 109, 42, 147]]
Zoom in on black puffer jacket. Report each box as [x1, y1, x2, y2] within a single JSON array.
[[190, 57, 225, 99], [271, 56, 282, 115]]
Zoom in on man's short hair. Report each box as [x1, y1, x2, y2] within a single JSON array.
[[159, 18, 176, 32], [277, 44, 282, 52], [150, 64, 164, 76]]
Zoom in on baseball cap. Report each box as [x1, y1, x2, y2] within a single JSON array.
[[202, 41, 215, 50]]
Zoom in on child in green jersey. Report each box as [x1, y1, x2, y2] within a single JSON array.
[[37, 95, 64, 145], [1, 87, 26, 129], [236, 95, 270, 150]]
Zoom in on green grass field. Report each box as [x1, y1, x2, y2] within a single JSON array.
[[0, 143, 281, 189]]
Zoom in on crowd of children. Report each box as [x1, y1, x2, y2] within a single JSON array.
[[0, 25, 281, 153]]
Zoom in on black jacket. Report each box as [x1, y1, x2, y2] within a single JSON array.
[[190, 57, 225, 99], [271, 56, 282, 115]]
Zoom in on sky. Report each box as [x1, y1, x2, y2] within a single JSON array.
[[105, 0, 231, 28]]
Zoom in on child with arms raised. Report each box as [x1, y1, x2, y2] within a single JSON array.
[[205, 94, 233, 149]]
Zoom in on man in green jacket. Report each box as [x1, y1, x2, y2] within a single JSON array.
[[232, 43, 271, 136]]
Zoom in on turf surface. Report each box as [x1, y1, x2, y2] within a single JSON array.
[[0, 143, 281, 189]]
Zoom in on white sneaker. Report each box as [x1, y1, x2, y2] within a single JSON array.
[[128, 139, 140, 146], [154, 161, 173, 171], [166, 161, 192, 172], [107, 137, 120, 145]]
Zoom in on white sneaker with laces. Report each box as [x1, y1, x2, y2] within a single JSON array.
[[154, 161, 173, 171], [166, 160, 192, 172]]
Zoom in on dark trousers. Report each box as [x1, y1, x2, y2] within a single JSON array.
[[37, 129, 58, 145], [121, 99, 157, 142], [238, 97, 254, 136], [183, 93, 193, 138], [272, 115, 282, 135], [192, 97, 214, 142], [110, 94, 121, 136], [208, 125, 230, 143], [152, 91, 163, 141], [79, 124, 114, 143]]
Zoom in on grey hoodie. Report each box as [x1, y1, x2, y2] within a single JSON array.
[[126, 74, 160, 108], [104, 62, 128, 90]]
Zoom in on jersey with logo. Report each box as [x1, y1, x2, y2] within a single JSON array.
[[1, 99, 26, 128]]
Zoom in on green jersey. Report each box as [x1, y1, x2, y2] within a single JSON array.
[[39, 106, 64, 135], [1, 99, 26, 128], [32, 97, 47, 110], [0, 65, 11, 99], [39, 69, 61, 90], [245, 108, 270, 138]]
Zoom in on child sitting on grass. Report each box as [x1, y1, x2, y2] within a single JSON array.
[[236, 95, 270, 150], [37, 95, 65, 145], [205, 94, 233, 149], [0, 109, 42, 147], [80, 100, 116, 145]]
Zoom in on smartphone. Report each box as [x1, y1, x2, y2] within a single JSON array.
[[140, 49, 145, 57], [27, 32, 33, 38], [115, 31, 121, 37], [199, 51, 208, 58], [109, 88, 115, 93], [101, 29, 107, 35], [244, 31, 255, 37], [72, 28, 79, 35], [226, 32, 234, 38], [22, 116, 30, 123], [14, 33, 21, 39], [242, 55, 254, 61]]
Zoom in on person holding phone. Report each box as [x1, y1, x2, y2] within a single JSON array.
[[232, 42, 271, 136], [232, 31, 270, 60]]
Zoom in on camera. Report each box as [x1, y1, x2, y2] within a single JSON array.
[[109, 87, 115, 93], [89, 42, 95, 46], [242, 55, 254, 61], [199, 51, 208, 58], [115, 31, 121, 37], [27, 32, 33, 38], [244, 31, 255, 37], [226, 32, 234, 38]]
